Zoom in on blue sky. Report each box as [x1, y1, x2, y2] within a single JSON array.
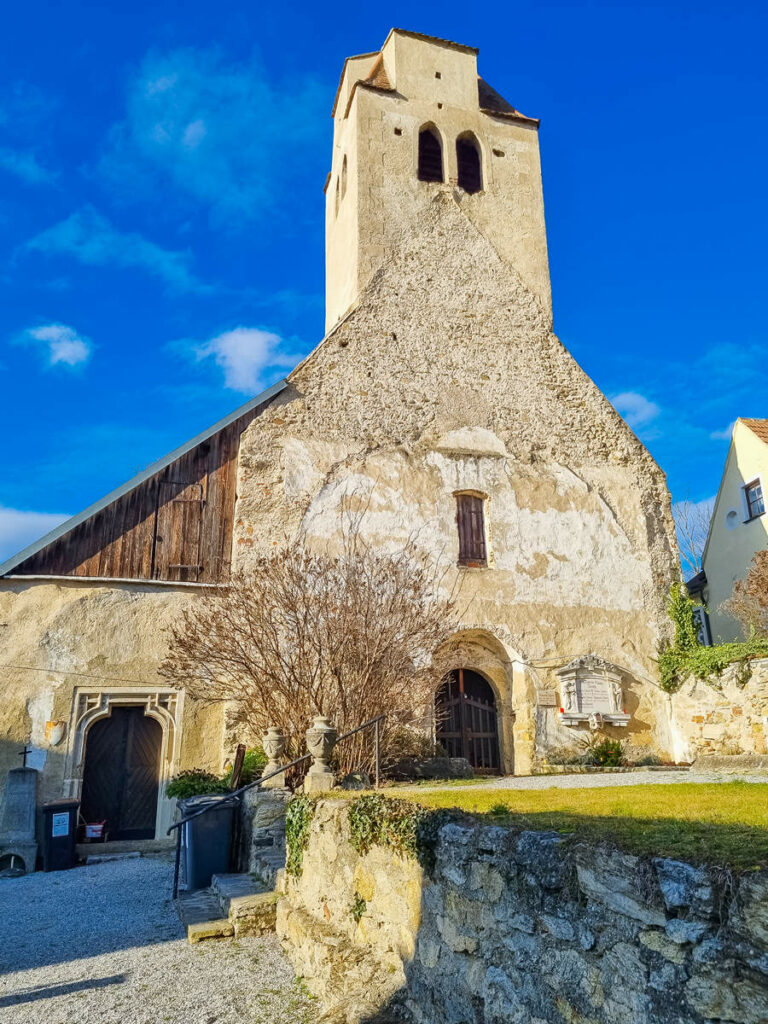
[[1, 0, 766, 562]]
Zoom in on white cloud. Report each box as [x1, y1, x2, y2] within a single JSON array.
[[0, 506, 69, 564], [710, 420, 736, 441], [19, 323, 92, 368], [193, 327, 295, 393], [100, 48, 324, 227], [609, 391, 661, 429], [26, 205, 201, 292], [0, 147, 56, 184]]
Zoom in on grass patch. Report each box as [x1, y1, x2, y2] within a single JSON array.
[[335, 783, 768, 870]]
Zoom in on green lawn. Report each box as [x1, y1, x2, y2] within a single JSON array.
[[346, 782, 768, 869]]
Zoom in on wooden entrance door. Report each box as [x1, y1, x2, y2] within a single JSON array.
[[80, 707, 162, 840], [435, 669, 500, 772]]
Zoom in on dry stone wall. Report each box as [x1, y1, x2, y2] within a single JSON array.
[[669, 659, 768, 762], [276, 799, 768, 1024]]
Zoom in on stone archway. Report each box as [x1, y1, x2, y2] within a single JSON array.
[[63, 687, 183, 838], [436, 627, 530, 775]]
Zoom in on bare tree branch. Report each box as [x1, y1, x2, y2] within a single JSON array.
[[160, 515, 459, 776], [672, 496, 714, 577]]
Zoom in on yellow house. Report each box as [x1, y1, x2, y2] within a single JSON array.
[[699, 419, 768, 640]]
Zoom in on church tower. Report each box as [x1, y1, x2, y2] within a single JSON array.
[[324, 29, 552, 331]]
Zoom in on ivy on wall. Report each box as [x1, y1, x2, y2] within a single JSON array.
[[658, 583, 768, 692], [285, 795, 316, 876]]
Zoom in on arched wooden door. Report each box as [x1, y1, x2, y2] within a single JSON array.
[[80, 707, 162, 840], [435, 669, 500, 772]]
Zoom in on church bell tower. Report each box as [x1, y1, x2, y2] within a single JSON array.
[[324, 29, 552, 331]]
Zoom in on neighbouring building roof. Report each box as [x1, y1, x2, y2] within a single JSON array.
[[742, 418, 768, 445], [0, 378, 288, 578], [685, 569, 707, 595]]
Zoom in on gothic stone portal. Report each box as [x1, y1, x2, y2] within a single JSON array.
[[80, 707, 162, 840]]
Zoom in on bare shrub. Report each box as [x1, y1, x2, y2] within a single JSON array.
[[722, 550, 768, 638], [160, 524, 458, 776]]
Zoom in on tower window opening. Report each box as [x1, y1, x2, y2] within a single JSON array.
[[341, 155, 348, 200], [435, 71, 442, 79], [457, 134, 482, 194], [455, 493, 487, 567], [418, 126, 443, 183]]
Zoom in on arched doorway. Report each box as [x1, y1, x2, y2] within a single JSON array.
[[80, 707, 163, 840], [435, 669, 500, 772]]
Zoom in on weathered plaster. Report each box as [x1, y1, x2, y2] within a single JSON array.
[[0, 579, 225, 821], [235, 191, 679, 766]]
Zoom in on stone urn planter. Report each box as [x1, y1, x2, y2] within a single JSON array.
[[261, 727, 287, 789], [304, 715, 337, 793]]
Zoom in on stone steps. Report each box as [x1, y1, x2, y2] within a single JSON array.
[[177, 872, 277, 943]]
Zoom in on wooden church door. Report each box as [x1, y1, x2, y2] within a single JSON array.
[[80, 707, 162, 840]]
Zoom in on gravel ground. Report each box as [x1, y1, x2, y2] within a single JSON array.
[[0, 856, 313, 1024], [400, 769, 768, 793]]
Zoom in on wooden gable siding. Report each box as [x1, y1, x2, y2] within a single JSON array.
[[14, 404, 266, 583]]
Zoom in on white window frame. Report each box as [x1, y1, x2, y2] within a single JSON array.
[[742, 475, 765, 522]]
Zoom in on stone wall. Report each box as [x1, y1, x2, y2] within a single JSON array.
[[669, 659, 768, 762], [276, 799, 768, 1024]]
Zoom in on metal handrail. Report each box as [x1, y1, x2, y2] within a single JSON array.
[[169, 713, 385, 898]]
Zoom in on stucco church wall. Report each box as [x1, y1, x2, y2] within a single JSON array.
[[0, 578, 225, 811], [235, 193, 679, 767]]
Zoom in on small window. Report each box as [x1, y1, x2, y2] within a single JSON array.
[[456, 133, 482, 194], [418, 126, 443, 183], [456, 494, 487, 567], [745, 479, 765, 519], [341, 156, 347, 200]]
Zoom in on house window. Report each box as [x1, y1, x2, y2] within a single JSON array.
[[456, 493, 487, 566], [745, 479, 765, 519], [456, 133, 482, 193], [418, 126, 443, 182]]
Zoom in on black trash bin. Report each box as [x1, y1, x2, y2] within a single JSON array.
[[41, 800, 79, 872], [178, 795, 235, 891]]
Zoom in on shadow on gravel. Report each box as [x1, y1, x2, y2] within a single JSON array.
[[0, 858, 182, 975], [0, 973, 127, 1008]]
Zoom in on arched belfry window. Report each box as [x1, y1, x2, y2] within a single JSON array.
[[418, 126, 443, 183], [456, 133, 482, 194]]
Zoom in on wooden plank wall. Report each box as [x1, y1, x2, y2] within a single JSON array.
[[14, 402, 269, 583]]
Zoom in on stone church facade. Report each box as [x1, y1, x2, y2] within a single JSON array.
[[0, 30, 678, 848]]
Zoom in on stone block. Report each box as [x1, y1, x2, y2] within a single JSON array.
[[665, 918, 708, 945], [686, 969, 768, 1022], [515, 831, 570, 889], [576, 848, 665, 927], [732, 871, 768, 948], [639, 928, 687, 964], [653, 858, 714, 917]]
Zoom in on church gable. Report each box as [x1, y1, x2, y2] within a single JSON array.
[[3, 382, 286, 582]]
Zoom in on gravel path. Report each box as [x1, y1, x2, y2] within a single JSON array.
[[0, 856, 313, 1024], [400, 769, 768, 794]]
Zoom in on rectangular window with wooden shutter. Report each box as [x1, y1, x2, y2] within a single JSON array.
[[456, 493, 487, 567]]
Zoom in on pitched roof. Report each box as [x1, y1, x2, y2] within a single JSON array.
[[384, 28, 479, 55], [0, 378, 288, 578], [742, 418, 768, 445]]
